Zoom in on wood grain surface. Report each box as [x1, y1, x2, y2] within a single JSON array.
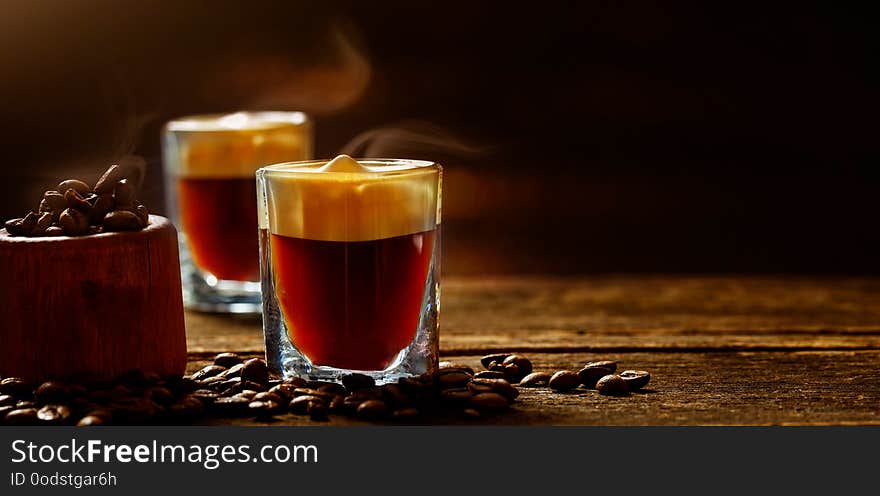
[[184, 276, 880, 425]]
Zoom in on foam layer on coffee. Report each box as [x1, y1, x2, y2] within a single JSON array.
[[165, 112, 312, 178], [260, 156, 440, 242]]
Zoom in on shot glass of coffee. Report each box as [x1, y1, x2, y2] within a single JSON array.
[[257, 155, 441, 383], [163, 111, 313, 312]]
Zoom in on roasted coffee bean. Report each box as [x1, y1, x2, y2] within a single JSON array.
[[37, 404, 72, 424], [85, 193, 99, 205], [0, 395, 15, 407], [469, 392, 509, 411], [77, 415, 105, 426], [0, 377, 32, 397], [618, 370, 651, 391], [488, 362, 506, 373], [268, 384, 295, 402], [44, 226, 64, 236], [356, 400, 388, 420], [219, 363, 245, 379], [4, 408, 39, 425], [191, 365, 226, 381], [0, 405, 14, 419], [481, 353, 512, 369], [119, 368, 152, 387], [43, 191, 68, 211], [474, 370, 506, 380], [102, 210, 141, 232], [342, 373, 375, 391], [4, 218, 24, 236], [114, 179, 135, 208], [212, 396, 251, 416], [381, 384, 411, 407], [503, 363, 521, 383], [168, 396, 205, 421], [282, 377, 308, 388], [241, 358, 269, 385], [253, 392, 283, 404], [587, 360, 617, 373], [146, 387, 175, 406], [441, 388, 474, 404], [307, 401, 328, 421], [249, 400, 282, 417], [89, 193, 114, 224], [292, 388, 335, 402], [318, 384, 346, 396], [436, 369, 472, 389], [20, 211, 38, 234], [577, 362, 616, 389], [16, 400, 38, 409], [462, 408, 481, 420], [191, 390, 220, 403], [165, 376, 198, 394], [135, 204, 149, 226], [468, 383, 492, 394], [289, 395, 325, 415], [214, 352, 243, 368], [35, 212, 53, 233], [392, 408, 420, 422], [596, 374, 629, 396], [502, 355, 533, 378], [94, 164, 123, 194], [64, 189, 92, 212], [34, 382, 70, 404], [202, 376, 228, 390], [57, 179, 91, 196], [519, 372, 552, 388], [548, 371, 581, 392], [59, 208, 89, 235], [342, 395, 367, 414], [471, 378, 519, 401], [236, 390, 259, 401], [439, 362, 475, 375]]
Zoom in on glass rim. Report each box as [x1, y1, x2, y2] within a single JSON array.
[[257, 158, 441, 178], [164, 111, 311, 132]]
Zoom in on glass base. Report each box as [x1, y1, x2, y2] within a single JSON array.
[[261, 235, 440, 385], [180, 236, 261, 313]]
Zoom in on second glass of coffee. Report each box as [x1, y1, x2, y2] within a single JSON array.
[[162, 111, 313, 312]]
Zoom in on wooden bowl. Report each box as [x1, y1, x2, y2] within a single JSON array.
[[0, 215, 187, 382]]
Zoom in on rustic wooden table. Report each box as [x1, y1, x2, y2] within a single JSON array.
[[185, 276, 880, 425]]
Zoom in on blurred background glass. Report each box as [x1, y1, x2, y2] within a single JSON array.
[[0, 1, 874, 274]]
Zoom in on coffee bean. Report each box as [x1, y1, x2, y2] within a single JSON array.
[[462, 408, 481, 420], [283, 377, 308, 388], [392, 408, 420, 422], [356, 400, 388, 420], [474, 371, 506, 380], [268, 385, 295, 402], [77, 415, 105, 426], [519, 372, 552, 388], [20, 211, 38, 235], [0, 377, 32, 397], [503, 363, 521, 383], [548, 371, 581, 392], [587, 360, 617, 373], [214, 352, 242, 368], [168, 396, 205, 422], [470, 378, 519, 401], [212, 396, 251, 416], [146, 387, 175, 406], [16, 400, 38, 409], [488, 362, 506, 373], [218, 363, 244, 380], [481, 353, 511, 369], [249, 400, 282, 418], [439, 362, 475, 375], [135, 204, 149, 226], [35, 212, 53, 233], [4, 408, 39, 425], [342, 373, 375, 392], [89, 193, 114, 224], [4, 218, 23, 236], [191, 365, 227, 381], [441, 388, 474, 404], [0, 406, 14, 419], [44, 226, 64, 236], [43, 191, 68, 211], [618, 370, 651, 391], [191, 390, 220, 403], [37, 405, 72, 424], [0, 395, 14, 407], [253, 392, 283, 404], [102, 210, 141, 232], [469, 392, 509, 411], [112, 179, 134, 208], [596, 374, 629, 396], [577, 363, 616, 389], [381, 384, 411, 407], [59, 208, 89, 236], [436, 369, 472, 389], [64, 189, 92, 212], [289, 395, 324, 415], [34, 382, 70, 404], [240, 358, 269, 385], [502, 355, 532, 378], [94, 164, 123, 194], [329, 396, 346, 413], [307, 401, 328, 420], [57, 179, 91, 196]]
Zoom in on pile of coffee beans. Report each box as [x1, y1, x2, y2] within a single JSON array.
[[3, 164, 149, 237], [0, 352, 652, 425]]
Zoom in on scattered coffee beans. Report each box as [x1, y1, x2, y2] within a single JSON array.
[[577, 361, 618, 389], [2, 164, 150, 238], [618, 370, 650, 391]]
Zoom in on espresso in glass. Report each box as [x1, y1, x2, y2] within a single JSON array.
[[258, 155, 441, 382], [163, 112, 313, 312]]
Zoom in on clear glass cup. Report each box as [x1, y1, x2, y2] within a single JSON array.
[[162, 111, 313, 313], [257, 156, 442, 384]]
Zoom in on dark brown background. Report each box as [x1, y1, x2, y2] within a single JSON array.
[[0, 1, 875, 274]]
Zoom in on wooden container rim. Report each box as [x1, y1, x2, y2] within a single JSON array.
[[0, 214, 172, 244]]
